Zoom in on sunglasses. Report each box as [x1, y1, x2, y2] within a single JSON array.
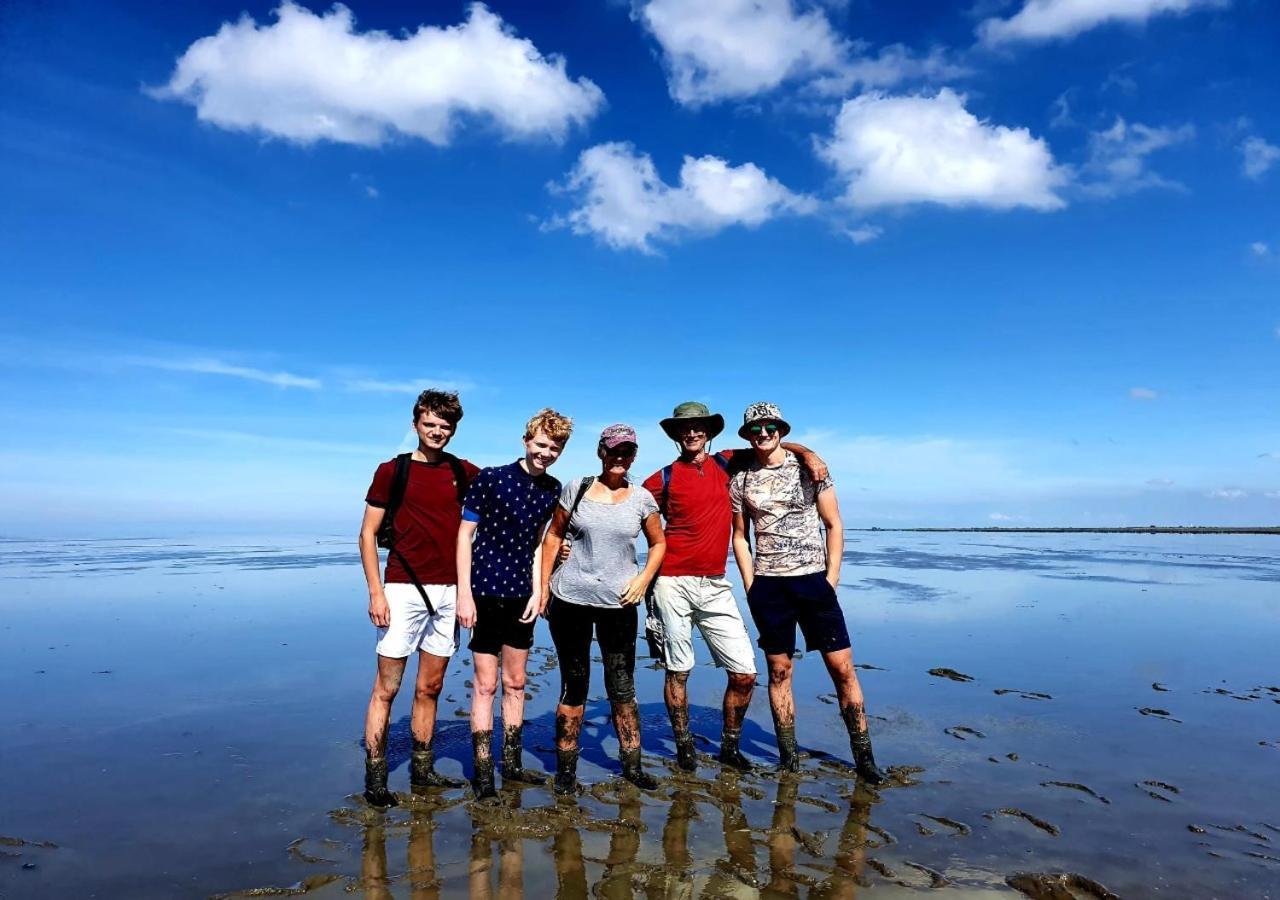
[[602, 442, 637, 457], [748, 423, 781, 436]]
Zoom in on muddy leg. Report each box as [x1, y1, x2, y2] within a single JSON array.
[[765, 652, 799, 772], [824, 649, 884, 785], [718, 671, 756, 771], [665, 670, 697, 771], [363, 655, 407, 808], [554, 706, 583, 795]]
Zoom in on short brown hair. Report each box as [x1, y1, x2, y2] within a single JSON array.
[[524, 408, 573, 444], [413, 389, 463, 425]]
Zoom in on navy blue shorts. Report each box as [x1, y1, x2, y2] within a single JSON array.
[[746, 572, 851, 657]]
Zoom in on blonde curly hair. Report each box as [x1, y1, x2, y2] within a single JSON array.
[[524, 408, 573, 444]]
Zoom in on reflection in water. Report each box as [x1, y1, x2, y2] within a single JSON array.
[[361, 805, 444, 899]]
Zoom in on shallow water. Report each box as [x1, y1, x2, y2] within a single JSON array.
[[1, 533, 1277, 898]]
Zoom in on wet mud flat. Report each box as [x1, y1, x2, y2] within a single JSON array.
[[1, 533, 1278, 898]]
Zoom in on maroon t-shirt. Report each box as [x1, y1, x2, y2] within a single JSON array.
[[366, 456, 480, 586], [642, 449, 737, 578]]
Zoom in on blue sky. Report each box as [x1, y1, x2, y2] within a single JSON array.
[[1, 0, 1277, 534]]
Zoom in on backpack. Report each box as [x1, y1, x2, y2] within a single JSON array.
[[375, 452, 470, 615]]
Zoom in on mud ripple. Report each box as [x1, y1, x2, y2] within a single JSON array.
[[1137, 707, 1182, 723], [212, 874, 344, 898], [1041, 782, 1110, 804], [929, 667, 975, 683], [995, 688, 1053, 700], [944, 726, 986, 741], [1006, 871, 1118, 899], [916, 814, 971, 836], [990, 808, 1061, 836]]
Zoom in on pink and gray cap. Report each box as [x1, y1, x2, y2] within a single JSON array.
[[599, 423, 638, 449]]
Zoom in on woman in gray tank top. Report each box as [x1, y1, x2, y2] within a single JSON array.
[[537, 424, 666, 794]]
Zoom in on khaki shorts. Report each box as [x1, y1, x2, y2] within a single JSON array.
[[374, 583, 458, 658], [652, 575, 757, 675]]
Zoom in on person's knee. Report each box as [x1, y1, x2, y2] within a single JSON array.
[[767, 661, 792, 687], [415, 673, 445, 702], [474, 669, 499, 699], [728, 672, 756, 693], [665, 670, 690, 688], [558, 665, 589, 707], [604, 656, 636, 703], [501, 667, 527, 695]]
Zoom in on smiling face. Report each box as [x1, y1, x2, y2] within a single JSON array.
[[414, 410, 455, 452], [598, 441, 638, 477], [747, 420, 782, 454], [524, 429, 565, 475], [676, 422, 710, 456]]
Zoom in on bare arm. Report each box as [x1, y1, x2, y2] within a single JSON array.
[[781, 441, 828, 482], [456, 519, 478, 628], [621, 514, 667, 606], [359, 504, 390, 627], [538, 506, 571, 613], [816, 487, 844, 587], [731, 510, 754, 593]]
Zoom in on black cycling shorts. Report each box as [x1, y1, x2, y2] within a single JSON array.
[[467, 595, 537, 655]]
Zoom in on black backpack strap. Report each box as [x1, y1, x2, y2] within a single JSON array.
[[659, 465, 674, 516], [711, 452, 730, 473], [377, 453, 413, 548], [386, 547, 436, 616], [441, 452, 470, 507], [566, 476, 595, 533]]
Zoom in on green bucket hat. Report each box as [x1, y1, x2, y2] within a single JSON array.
[[660, 401, 725, 441]]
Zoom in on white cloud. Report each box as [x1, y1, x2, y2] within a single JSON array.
[[635, 0, 965, 105], [817, 89, 1068, 211], [1265, 490, 1280, 499], [1081, 117, 1193, 197], [119, 355, 321, 389], [1145, 478, 1174, 486], [978, 0, 1226, 46], [153, 2, 604, 146], [551, 142, 816, 252], [344, 377, 473, 394], [1251, 241, 1270, 257], [988, 512, 1021, 521], [842, 224, 883, 244], [1129, 386, 1158, 400], [1207, 488, 1247, 499], [1240, 136, 1280, 180]]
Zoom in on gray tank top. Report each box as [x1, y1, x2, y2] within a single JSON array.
[[551, 477, 659, 608]]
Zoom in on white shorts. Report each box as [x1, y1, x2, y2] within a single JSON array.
[[375, 583, 458, 659], [652, 575, 757, 675]]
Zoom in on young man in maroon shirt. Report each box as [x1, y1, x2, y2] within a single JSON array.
[[641, 402, 827, 772], [358, 389, 480, 807]]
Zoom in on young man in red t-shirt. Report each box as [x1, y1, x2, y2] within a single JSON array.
[[641, 402, 827, 773], [358, 389, 480, 807]]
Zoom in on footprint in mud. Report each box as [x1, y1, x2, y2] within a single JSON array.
[[1006, 871, 1118, 899], [913, 814, 971, 836], [928, 667, 975, 683], [994, 688, 1053, 700], [1136, 707, 1182, 723], [1138, 780, 1179, 802], [987, 808, 1061, 836], [944, 726, 985, 741], [286, 838, 339, 864], [1041, 782, 1110, 805]]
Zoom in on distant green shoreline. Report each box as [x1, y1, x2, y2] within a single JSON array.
[[852, 526, 1280, 535]]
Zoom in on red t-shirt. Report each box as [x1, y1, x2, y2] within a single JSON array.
[[642, 450, 738, 578], [366, 457, 480, 585]]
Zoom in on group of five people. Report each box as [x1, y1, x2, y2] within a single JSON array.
[[357, 390, 884, 808]]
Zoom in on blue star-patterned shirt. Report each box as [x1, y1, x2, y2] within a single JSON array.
[[462, 460, 561, 600]]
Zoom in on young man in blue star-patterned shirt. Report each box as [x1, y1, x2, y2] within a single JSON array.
[[456, 408, 574, 799]]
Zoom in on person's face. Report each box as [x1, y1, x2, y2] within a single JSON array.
[[414, 410, 455, 451], [598, 441, 637, 475], [524, 429, 565, 475], [747, 421, 782, 453], [676, 422, 709, 455]]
